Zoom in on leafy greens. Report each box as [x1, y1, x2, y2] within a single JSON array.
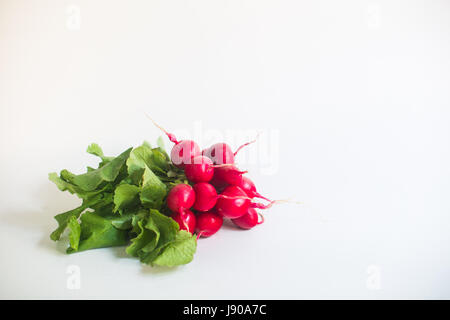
[[49, 141, 196, 267]]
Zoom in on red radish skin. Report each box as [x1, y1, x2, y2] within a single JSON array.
[[209, 174, 228, 190], [193, 182, 254, 212], [202, 138, 258, 165], [193, 183, 218, 212], [170, 140, 201, 168], [195, 211, 223, 238], [212, 165, 247, 187], [171, 209, 196, 234], [202, 143, 235, 165], [231, 208, 264, 230], [146, 117, 201, 168], [215, 186, 251, 219], [167, 184, 196, 214], [237, 176, 271, 202], [184, 155, 214, 183]]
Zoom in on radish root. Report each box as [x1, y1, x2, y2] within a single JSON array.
[[233, 132, 261, 156], [146, 113, 179, 144], [257, 212, 265, 225]]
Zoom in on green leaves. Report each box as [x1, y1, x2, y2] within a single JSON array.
[[68, 215, 81, 251], [140, 167, 167, 209], [126, 210, 196, 266], [113, 184, 140, 214], [126, 142, 154, 184], [50, 205, 87, 241], [126, 219, 158, 257], [71, 148, 132, 191], [67, 211, 130, 253], [126, 142, 171, 183], [86, 143, 112, 163], [153, 230, 197, 267], [49, 140, 196, 267]]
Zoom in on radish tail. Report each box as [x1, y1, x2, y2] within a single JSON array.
[[233, 132, 261, 156], [254, 192, 271, 202], [257, 212, 265, 225], [218, 194, 253, 201], [251, 199, 297, 210], [233, 141, 254, 156], [146, 114, 179, 144]]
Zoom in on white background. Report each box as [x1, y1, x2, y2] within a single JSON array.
[[1, 0, 450, 299]]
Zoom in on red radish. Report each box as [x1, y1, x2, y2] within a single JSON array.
[[170, 140, 201, 168], [184, 155, 214, 183], [212, 165, 247, 187], [237, 176, 271, 202], [147, 115, 200, 168], [166, 184, 196, 214], [193, 183, 218, 212], [231, 208, 264, 230], [209, 174, 228, 190], [202, 138, 258, 165], [202, 143, 235, 165], [195, 211, 223, 238], [171, 209, 196, 234], [215, 185, 251, 219], [193, 182, 251, 212]]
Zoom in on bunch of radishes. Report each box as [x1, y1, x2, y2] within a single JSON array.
[[154, 119, 274, 239]]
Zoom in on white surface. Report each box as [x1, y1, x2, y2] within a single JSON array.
[[1, 0, 450, 299]]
